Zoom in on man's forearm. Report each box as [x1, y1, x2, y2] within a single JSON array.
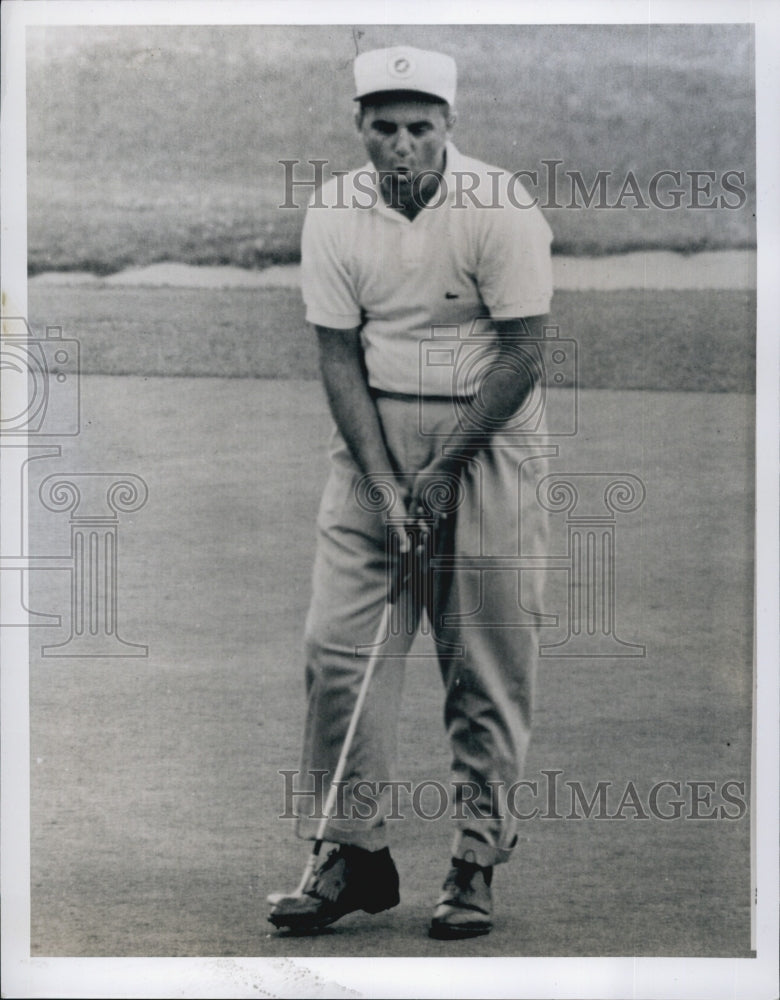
[[315, 325, 396, 481], [433, 315, 547, 464], [440, 363, 532, 460]]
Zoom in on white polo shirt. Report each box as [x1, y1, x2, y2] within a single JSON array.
[[301, 143, 553, 396]]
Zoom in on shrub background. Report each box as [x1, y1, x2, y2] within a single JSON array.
[[27, 23, 756, 274]]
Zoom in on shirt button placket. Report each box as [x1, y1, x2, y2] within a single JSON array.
[[402, 222, 424, 272]]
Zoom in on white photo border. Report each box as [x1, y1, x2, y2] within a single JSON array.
[[1, 1, 777, 998]]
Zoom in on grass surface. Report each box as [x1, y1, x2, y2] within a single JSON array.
[[28, 285, 756, 392], [28, 377, 753, 957], [22, 276, 755, 963], [27, 24, 755, 273]]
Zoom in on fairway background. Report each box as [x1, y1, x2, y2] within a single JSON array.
[[22, 22, 756, 963]]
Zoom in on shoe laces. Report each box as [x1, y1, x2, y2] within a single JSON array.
[[444, 864, 477, 894], [444, 860, 492, 894], [308, 848, 348, 902]]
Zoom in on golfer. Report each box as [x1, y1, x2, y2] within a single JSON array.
[[272, 45, 553, 939]]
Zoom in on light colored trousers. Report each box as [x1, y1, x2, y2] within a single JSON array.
[[296, 396, 550, 867]]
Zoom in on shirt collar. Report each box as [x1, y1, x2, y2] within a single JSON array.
[[441, 142, 466, 204]]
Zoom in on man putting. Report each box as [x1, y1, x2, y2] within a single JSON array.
[[270, 45, 553, 939]]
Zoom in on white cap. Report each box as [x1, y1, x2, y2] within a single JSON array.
[[354, 46, 456, 105]]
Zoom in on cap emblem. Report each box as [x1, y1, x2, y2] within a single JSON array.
[[389, 55, 413, 77]]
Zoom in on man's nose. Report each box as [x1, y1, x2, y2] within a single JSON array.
[[393, 128, 412, 155]]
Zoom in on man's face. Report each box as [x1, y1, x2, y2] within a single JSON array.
[[357, 99, 453, 184]]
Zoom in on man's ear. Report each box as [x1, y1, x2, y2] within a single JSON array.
[[445, 107, 458, 133], [353, 105, 364, 131]]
